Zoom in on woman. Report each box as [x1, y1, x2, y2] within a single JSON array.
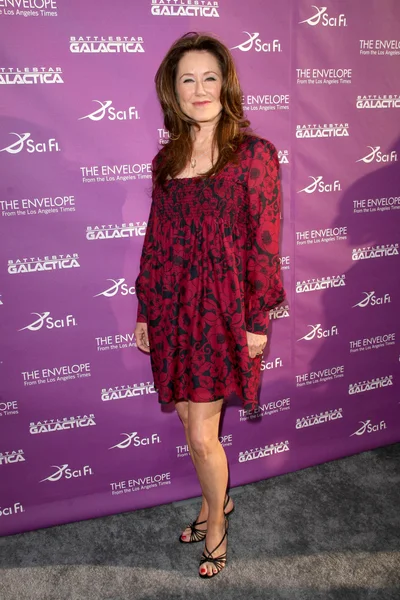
[[134, 32, 285, 578]]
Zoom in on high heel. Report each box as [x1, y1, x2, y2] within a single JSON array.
[[199, 518, 228, 579]]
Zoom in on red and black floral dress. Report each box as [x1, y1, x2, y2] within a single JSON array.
[[135, 134, 285, 411]]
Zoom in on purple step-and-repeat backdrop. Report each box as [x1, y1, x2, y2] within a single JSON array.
[[1, 0, 399, 536]]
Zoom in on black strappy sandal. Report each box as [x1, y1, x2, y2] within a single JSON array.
[[199, 518, 228, 579], [179, 495, 234, 544], [179, 516, 207, 544]]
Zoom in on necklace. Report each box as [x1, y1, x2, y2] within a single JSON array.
[[190, 134, 213, 170], [190, 148, 210, 169]]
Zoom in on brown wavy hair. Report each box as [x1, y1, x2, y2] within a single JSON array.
[[154, 32, 250, 187]]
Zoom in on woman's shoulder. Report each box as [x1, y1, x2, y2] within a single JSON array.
[[239, 133, 278, 160], [152, 145, 167, 170]]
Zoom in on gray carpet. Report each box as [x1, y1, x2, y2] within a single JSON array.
[[1, 443, 399, 600]]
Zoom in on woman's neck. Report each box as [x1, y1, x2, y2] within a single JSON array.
[[192, 121, 217, 145]]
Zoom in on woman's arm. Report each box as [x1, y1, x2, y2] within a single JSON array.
[[135, 192, 156, 324], [245, 138, 285, 335]]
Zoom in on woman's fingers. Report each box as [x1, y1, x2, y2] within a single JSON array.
[[248, 344, 264, 358], [246, 331, 267, 358], [135, 323, 151, 353]]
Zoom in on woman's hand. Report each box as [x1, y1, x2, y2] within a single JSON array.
[[135, 322, 150, 353], [246, 331, 267, 358]]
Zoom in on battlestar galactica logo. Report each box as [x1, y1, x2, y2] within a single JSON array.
[[296, 275, 345, 294], [69, 36, 144, 53], [101, 383, 156, 401], [356, 95, 400, 109], [0, 450, 25, 466], [352, 244, 399, 261], [238, 440, 289, 463], [348, 375, 393, 395], [278, 150, 289, 164], [30, 414, 96, 435], [296, 123, 349, 139], [0, 67, 63, 85], [8, 254, 80, 274], [86, 223, 146, 240], [150, 0, 220, 17], [269, 305, 289, 319], [296, 409, 343, 429]]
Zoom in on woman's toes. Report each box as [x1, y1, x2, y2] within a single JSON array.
[[181, 528, 190, 541], [199, 561, 210, 576]]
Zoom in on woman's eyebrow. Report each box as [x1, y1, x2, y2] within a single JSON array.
[[178, 70, 220, 79]]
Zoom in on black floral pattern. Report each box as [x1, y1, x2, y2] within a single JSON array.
[[135, 135, 285, 410]]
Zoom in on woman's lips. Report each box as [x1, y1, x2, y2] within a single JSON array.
[[193, 101, 211, 106]]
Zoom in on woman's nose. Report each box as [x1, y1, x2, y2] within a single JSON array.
[[194, 79, 207, 95]]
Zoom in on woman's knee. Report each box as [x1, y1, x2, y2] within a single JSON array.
[[187, 424, 219, 460]]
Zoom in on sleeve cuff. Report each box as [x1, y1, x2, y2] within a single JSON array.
[[246, 311, 270, 335], [136, 299, 148, 324]]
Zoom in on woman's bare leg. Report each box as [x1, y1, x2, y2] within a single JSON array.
[[175, 400, 233, 545], [175, 401, 209, 537], [187, 399, 229, 576]]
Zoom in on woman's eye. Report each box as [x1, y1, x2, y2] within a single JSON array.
[[183, 78, 195, 83], [205, 77, 216, 81]]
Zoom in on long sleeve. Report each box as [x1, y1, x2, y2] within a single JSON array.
[[245, 138, 285, 335], [135, 196, 156, 324]]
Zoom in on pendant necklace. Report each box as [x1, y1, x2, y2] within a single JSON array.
[[190, 136, 213, 170]]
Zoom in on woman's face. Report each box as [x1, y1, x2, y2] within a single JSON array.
[[175, 50, 223, 125]]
